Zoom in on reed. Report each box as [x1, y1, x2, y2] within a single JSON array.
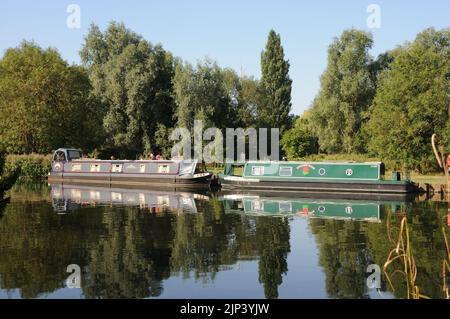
[[442, 226, 450, 299], [383, 216, 429, 299]]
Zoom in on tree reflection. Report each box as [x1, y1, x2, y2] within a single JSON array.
[[0, 192, 291, 299], [83, 208, 176, 298], [0, 202, 103, 298], [310, 202, 449, 299], [255, 217, 290, 299], [309, 219, 371, 298]]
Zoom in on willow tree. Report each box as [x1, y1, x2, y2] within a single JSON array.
[[310, 29, 375, 154], [173, 59, 235, 130], [80, 22, 175, 158]]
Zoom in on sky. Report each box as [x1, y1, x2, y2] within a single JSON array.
[[0, 0, 449, 115]]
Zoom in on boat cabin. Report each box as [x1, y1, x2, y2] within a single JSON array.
[[49, 148, 213, 188], [53, 148, 82, 162], [223, 161, 386, 181]]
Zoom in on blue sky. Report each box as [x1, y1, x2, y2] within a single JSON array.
[[1, 0, 448, 114]]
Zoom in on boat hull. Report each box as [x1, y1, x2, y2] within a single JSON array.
[[219, 177, 419, 194], [48, 172, 213, 190]]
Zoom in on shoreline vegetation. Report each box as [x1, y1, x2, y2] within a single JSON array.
[[0, 22, 448, 184]]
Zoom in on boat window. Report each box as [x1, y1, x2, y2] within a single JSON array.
[[54, 151, 66, 161], [68, 150, 81, 160], [279, 202, 292, 213], [194, 162, 207, 173], [90, 164, 100, 172], [140, 164, 146, 173], [251, 200, 264, 211], [112, 164, 122, 173], [71, 164, 81, 171], [226, 164, 243, 177], [279, 166, 292, 176], [158, 164, 170, 173], [251, 166, 265, 176]]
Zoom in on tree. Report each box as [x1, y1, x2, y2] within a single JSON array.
[[364, 28, 450, 172], [310, 29, 375, 154], [260, 30, 292, 132], [0, 41, 101, 154], [173, 58, 234, 130], [281, 115, 318, 159], [237, 76, 261, 128], [80, 22, 175, 158]]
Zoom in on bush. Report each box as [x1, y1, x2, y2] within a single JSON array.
[[5, 154, 52, 180]]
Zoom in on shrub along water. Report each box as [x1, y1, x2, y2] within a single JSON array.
[[0, 153, 20, 200], [5, 154, 52, 180]]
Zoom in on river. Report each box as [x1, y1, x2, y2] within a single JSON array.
[[0, 182, 448, 299]]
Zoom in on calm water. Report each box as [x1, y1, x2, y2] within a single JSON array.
[[0, 182, 448, 299]]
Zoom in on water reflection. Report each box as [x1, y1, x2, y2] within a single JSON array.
[[0, 183, 447, 299]]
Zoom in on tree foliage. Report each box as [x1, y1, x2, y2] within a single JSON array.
[[364, 28, 450, 172], [80, 22, 175, 158], [260, 30, 292, 131], [310, 29, 375, 154], [0, 42, 101, 154], [173, 59, 235, 130], [281, 116, 318, 159]]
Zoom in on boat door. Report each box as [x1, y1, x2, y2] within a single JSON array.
[[51, 150, 66, 179]]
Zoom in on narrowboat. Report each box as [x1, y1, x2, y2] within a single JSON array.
[[48, 148, 213, 189], [50, 184, 207, 213], [219, 161, 420, 194]]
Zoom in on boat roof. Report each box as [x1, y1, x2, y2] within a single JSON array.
[[55, 148, 82, 152], [236, 160, 383, 165]]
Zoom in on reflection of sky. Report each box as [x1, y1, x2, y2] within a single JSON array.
[[0, 287, 83, 299]]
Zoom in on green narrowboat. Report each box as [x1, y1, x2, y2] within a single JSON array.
[[219, 161, 420, 194]]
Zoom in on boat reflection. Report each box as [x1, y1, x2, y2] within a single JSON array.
[[220, 193, 412, 222], [50, 183, 209, 214], [50, 183, 413, 222]]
